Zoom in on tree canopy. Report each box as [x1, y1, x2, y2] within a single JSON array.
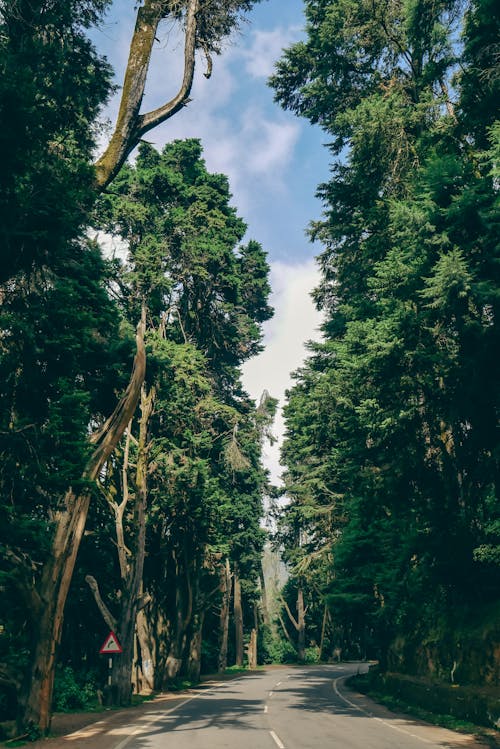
[[273, 0, 500, 677]]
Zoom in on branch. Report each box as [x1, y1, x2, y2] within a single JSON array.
[[87, 305, 146, 480], [279, 595, 299, 631], [202, 42, 213, 79], [115, 423, 133, 581], [85, 575, 118, 631], [137, 0, 199, 135], [277, 610, 295, 646], [136, 592, 152, 611], [95, 0, 199, 189]]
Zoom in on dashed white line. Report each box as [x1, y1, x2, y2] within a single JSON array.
[[332, 677, 433, 745], [276, 681, 282, 686], [269, 729, 285, 748], [264, 704, 268, 713]]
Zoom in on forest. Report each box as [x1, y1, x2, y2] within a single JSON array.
[[0, 0, 498, 741]]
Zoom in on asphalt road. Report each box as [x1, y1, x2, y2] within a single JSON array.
[[106, 663, 486, 749]]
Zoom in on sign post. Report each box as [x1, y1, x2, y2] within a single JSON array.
[[99, 631, 123, 696]]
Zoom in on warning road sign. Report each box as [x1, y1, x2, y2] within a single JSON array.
[[99, 631, 123, 654]]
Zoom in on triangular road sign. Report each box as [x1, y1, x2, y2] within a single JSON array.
[[99, 631, 123, 654]]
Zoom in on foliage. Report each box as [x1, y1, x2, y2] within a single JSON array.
[[0, 0, 112, 281], [53, 667, 98, 713], [0, 0, 271, 733], [79, 138, 274, 696], [272, 0, 500, 676]]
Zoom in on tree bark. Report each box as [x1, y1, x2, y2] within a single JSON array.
[[163, 548, 193, 685], [135, 608, 155, 694], [233, 568, 244, 667], [318, 604, 329, 662], [280, 585, 307, 662], [217, 559, 231, 672], [19, 312, 146, 735], [259, 564, 270, 628]]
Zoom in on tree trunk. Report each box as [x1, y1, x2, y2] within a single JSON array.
[[112, 385, 153, 705], [101, 383, 153, 706], [186, 611, 205, 684], [136, 609, 155, 694], [319, 604, 329, 662], [218, 559, 231, 672], [233, 569, 244, 667], [163, 551, 193, 686], [280, 584, 307, 663], [297, 587, 306, 662], [247, 628, 257, 670], [259, 564, 270, 628], [18, 315, 146, 735]]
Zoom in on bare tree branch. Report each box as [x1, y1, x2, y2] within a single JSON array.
[[279, 595, 299, 631], [85, 575, 118, 631], [137, 0, 199, 134], [88, 305, 146, 476], [95, 0, 199, 189], [277, 610, 295, 645]]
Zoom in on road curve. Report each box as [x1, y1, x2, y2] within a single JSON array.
[[111, 664, 486, 749]]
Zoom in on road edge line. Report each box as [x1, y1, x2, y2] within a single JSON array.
[[332, 676, 434, 745]]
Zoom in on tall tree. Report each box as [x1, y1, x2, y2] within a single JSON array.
[[273, 0, 500, 677], [1, 0, 267, 734], [83, 139, 272, 697]]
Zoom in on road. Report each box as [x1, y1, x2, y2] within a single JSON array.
[[108, 664, 485, 749]]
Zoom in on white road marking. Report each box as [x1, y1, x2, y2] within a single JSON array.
[[269, 690, 274, 697], [276, 681, 282, 686], [270, 729, 285, 748], [332, 677, 434, 745], [113, 695, 198, 749], [113, 676, 245, 749], [264, 704, 268, 713]]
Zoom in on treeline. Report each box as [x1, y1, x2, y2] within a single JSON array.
[[0, 0, 276, 739], [273, 0, 500, 683]]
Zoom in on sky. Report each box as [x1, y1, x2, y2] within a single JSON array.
[[94, 0, 328, 484]]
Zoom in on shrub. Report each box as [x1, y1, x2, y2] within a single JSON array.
[[304, 646, 320, 664], [53, 666, 97, 712]]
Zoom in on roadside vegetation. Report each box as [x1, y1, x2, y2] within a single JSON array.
[[0, 0, 498, 742]]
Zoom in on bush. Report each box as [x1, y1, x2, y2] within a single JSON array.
[[53, 666, 98, 712], [259, 627, 298, 664], [304, 646, 320, 664]]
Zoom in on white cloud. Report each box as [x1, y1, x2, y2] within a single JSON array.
[[246, 115, 300, 177], [242, 260, 323, 485], [242, 26, 302, 79]]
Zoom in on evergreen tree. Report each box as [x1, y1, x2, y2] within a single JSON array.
[[79, 140, 273, 697], [273, 0, 500, 678]]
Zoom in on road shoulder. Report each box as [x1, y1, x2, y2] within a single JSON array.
[[337, 674, 498, 748]]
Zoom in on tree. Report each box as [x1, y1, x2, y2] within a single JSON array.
[[1, 0, 267, 734], [82, 139, 272, 698], [272, 0, 500, 677]]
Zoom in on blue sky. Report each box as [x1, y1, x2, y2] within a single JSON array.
[[94, 0, 327, 482]]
